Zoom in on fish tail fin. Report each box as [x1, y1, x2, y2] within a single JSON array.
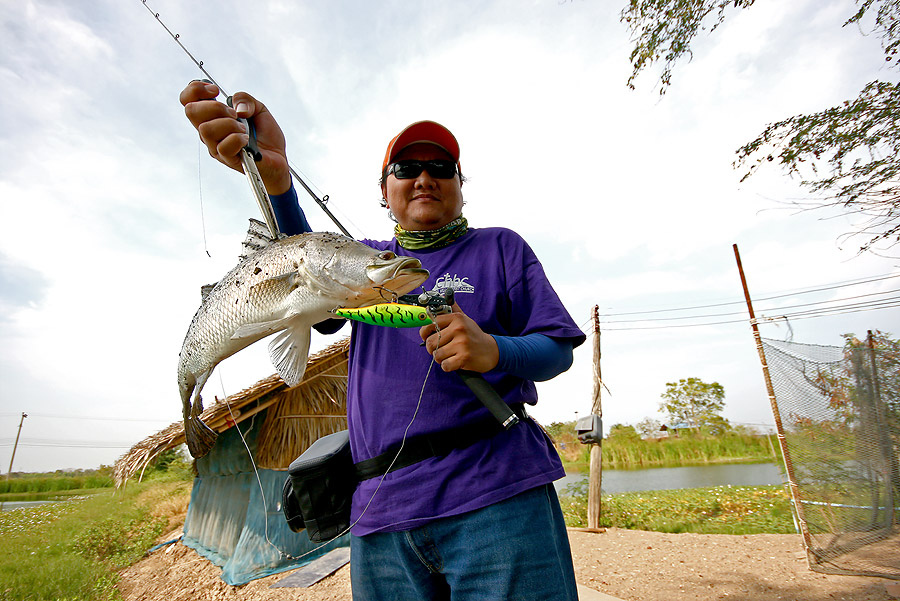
[[181, 371, 217, 458], [185, 414, 217, 458]]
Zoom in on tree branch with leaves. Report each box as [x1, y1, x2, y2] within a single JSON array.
[[621, 0, 900, 253]]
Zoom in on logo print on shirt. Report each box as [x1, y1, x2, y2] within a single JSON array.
[[435, 272, 475, 294]]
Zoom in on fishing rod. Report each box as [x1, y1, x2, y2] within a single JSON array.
[[139, 0, 353, 238]]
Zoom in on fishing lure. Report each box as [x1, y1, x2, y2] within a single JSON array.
[[333, 303, 433, 328]]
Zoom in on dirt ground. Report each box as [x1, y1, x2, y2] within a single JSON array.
[[117, 524, 899, 601]]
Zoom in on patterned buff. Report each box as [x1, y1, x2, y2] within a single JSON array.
[[394, 216, 469, 250]]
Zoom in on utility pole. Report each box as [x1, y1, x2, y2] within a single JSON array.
[[587, 306, 603, 529], [7, 412, 27, 480]]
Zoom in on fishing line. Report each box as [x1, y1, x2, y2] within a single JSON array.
[[268, 336, 439, 562], [139, 0, 227, 95], [139, 0, 355, 238], [140, 0, 456, 549], [215, 326, 442, 563], [217, 370, 287, 555], [198, 140, 211, 257]]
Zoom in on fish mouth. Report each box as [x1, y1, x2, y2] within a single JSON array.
[[389, 258, 428, 280], [365, 257, 429, 300], [384, 258, 429, 294]]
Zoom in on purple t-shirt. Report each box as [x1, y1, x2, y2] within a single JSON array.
[[348, 227, 585, 535]]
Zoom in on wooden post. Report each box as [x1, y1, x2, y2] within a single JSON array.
[[733, 244, 814, 559], [587, 306, 603, 529], [6, 412, 27, 480], [866, 331, 899, 516]]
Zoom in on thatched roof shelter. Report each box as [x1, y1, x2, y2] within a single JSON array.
[[114, 338, 350, 488]]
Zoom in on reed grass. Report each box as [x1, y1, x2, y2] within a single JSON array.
[[555, 429, 781, 471], [0, 473, 113, 495]]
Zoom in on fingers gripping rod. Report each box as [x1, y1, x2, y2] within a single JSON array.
[[225, 96, 281, 239]]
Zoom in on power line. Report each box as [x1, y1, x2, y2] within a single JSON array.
[[16, 413, 172, 423], [598, 290, 900, 325], [597, 272, 900, 318], [595, 271, 900, 331], [599, 298, 900, 331], [0, 438, 134, 449]]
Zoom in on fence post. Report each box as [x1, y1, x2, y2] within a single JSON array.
[[733, 244, 814, 560]]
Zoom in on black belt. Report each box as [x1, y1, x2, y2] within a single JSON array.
[[354, 404, 529, 481]]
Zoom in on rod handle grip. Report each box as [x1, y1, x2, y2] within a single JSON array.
[[458, 370, 520, 430]]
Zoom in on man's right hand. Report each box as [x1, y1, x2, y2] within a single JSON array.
[[179, 81, 292, 195]]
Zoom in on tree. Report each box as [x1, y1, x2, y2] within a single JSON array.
[[660, 377, 726, 428], [621, 0, 900, 253], [607, 423, 642, 442], [809, 330, 900, 501], [635, 416, 662, 438]]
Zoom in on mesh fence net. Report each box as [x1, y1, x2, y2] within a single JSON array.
[[761, 335, 899, 579]]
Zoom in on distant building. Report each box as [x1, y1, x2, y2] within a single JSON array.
[[659, 422, 700, 438]]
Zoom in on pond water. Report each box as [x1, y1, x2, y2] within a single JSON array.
[[555, 462, 785, 495], [0, 499, 62, 512], [2, 465, 786, 509]]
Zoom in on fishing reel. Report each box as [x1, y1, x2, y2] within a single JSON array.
[[337, 287, 519, 430], [402, 288, 520, 430], [398, 289, 456, 318]]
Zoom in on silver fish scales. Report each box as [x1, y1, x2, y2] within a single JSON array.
[[178, 223, 428, 458]]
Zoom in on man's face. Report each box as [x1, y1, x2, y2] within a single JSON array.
[[383, 143, 463, 231]]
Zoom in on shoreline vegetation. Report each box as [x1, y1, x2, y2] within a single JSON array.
[[0, 437, 795, 601], [0, 469, 113, 496], [545, 425, 795, 535], [546, 421, 782, 472]]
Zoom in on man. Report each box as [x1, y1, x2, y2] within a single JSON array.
[[180, 80, 586, 600]]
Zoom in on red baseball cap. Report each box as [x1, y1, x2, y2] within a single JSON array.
[[382, 120, 461, 175]]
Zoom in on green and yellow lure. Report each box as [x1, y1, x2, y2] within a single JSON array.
[[332, 303, 433, 328]]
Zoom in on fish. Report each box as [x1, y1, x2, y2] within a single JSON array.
[[178, 220, 429, 458], [331, 303, 433, 328]]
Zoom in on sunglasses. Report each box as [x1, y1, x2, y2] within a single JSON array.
[[387, 159, 458, 180]]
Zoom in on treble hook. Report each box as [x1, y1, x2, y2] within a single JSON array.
[[375, 286, 401, 303]]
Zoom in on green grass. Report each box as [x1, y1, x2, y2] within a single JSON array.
[[0, 473, 113, 495], [0, 478, 192, 601], [559, 482, 796, 534]]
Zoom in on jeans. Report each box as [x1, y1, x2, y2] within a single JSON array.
[[350, 484, 578, 601]]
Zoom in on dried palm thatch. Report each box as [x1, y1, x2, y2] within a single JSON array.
[[113, 338, 350, 488]]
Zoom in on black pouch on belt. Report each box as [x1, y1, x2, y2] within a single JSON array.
[[282, 404, 528, 542], [282, 429, 356, 543]]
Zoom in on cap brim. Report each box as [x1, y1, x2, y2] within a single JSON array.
[[383, 121, 460, 172]]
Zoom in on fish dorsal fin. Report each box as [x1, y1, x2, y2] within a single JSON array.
[[268, 319, 312, 387], [200, 283, 217, 304], [240, 218, 278, 261]]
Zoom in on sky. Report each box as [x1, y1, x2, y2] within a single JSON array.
[[1, 0, 898, 473]]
